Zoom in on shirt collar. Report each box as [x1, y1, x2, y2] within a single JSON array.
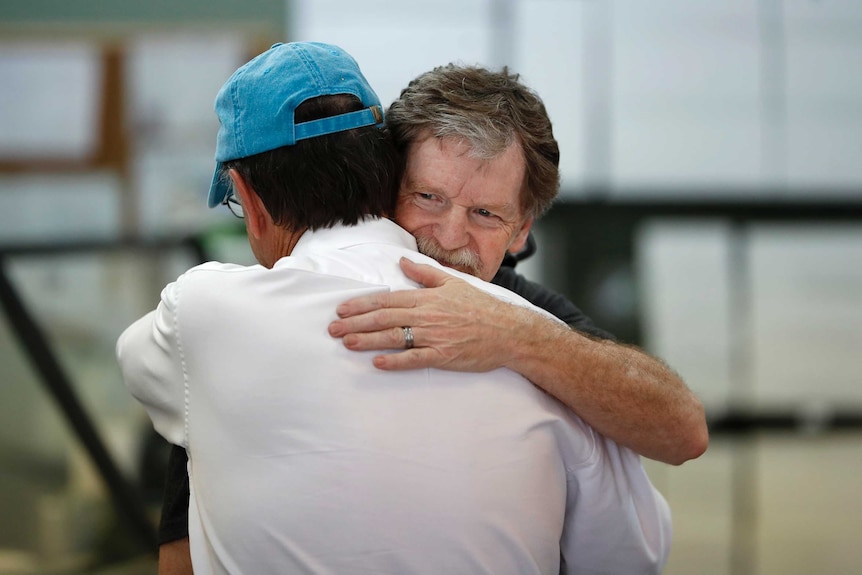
[[290, 217, 418, 257]]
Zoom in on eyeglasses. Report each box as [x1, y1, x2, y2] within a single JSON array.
[[222, 192, 244, 219]]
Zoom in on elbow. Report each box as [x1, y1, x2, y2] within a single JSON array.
[[669, 400, 709, 465], [684, 420, 710, 463], [665, 434, 708, 467]]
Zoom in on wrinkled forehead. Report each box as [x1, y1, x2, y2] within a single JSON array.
[[403, 134, 527, 203]]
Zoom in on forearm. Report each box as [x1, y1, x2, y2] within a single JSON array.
[[159, 538, 193, 575], [503, 306, 708, 465]]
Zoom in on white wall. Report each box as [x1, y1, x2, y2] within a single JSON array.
[[289, 0, 862, 198]]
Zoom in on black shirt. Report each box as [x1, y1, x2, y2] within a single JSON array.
[[157, 265, 614, 544], [491, 267, 615, 341]]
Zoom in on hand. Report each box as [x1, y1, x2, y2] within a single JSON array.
[[328, 258, 519, 371]]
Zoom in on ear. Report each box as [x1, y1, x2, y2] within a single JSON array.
[[229, 169, 269, 240], [506, 216, 534, 254]]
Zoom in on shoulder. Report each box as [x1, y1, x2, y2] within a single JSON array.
[[157, 261, 258, 303], [182, 260, 255, 278], [491, 266, 616, 341]]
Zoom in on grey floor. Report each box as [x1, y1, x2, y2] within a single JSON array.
[[2, 434, 860, 575], [644, 433, 862, 575]]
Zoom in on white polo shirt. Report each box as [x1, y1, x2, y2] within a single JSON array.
[[117, 217, 670, 575]]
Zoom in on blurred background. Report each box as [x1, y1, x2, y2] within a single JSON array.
[[1, 1, 860, 574]]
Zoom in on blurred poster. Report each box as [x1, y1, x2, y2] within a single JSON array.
[[0, 42, 102, 160]]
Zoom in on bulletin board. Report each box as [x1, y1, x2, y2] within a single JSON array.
[[0, 41, 127, 175]]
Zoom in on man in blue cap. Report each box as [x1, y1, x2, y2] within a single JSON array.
[[119, 42, 671, 574]]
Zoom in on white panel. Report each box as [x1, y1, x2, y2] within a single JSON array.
[[292, 0, 494, 110], [0, 174, 120, 244], [126, 33, 246, 145], [513, 0, 588, 195], [126, 33, 249, 233], [635, 220, 734, 410], [133, 146, 226, 236], [611, 1, 762, 192], [0, 42, 101, 160], [749, 224, 862, 408], [284, 1, 862, 195], [784, 0, 862, 190]]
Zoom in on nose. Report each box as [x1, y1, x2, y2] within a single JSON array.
[[433, 209, 470, 250]]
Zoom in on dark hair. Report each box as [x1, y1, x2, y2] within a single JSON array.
[[387, 64, 560, 219], [221, 95, 401, 230]]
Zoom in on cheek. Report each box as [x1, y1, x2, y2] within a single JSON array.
[[481, 235, 517, 264], [393, 202, 427, 235], [478, 240, 507, 263], [487, 227, 516, 249]]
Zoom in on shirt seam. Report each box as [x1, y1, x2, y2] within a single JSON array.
[[173, 273, 191, 447]]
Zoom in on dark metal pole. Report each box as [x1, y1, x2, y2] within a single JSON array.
[[0, 254, 158, 554]]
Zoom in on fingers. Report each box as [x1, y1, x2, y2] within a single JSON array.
[[335, 292, 390, 318], [335, 289, 418, 319], [339, 326, 409, 351], [329, 308, 415, 338], [334, 260, 458, 321], [334, 325, 444, 371], [372, 348, 441, 371], [399, 257, 456, 288]]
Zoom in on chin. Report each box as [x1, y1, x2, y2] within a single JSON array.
[[453, 263, 483, 279]]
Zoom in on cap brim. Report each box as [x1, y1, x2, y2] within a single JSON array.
[[207, 162, 228, 208]]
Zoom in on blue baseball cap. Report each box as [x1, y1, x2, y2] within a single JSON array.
[[208, 41, 384, 208]]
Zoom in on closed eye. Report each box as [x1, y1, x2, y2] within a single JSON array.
[[415, 192, 444, 207]]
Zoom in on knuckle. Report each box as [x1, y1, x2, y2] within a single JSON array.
[[375, 293, 392, 308], [377, 308, 394, 325]]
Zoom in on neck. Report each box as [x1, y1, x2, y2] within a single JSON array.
[[258, 226, 307, 268]]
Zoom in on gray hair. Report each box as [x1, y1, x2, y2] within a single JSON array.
[[386, 64, 561, 218]]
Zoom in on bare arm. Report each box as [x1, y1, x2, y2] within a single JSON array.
[[159, 538, 193, 575], [328, 258, 708, 465]]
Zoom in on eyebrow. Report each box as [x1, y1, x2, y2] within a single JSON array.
[[401, 176, 435, 195], [403, 178, 520, 217]]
